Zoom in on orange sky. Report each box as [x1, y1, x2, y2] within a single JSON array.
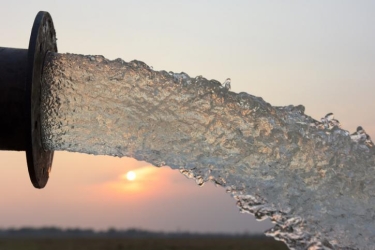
[[0, 1, 374, 233], [0, 151, 272, 233]]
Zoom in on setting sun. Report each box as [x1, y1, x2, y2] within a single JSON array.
[[126, 171, 136, 181]]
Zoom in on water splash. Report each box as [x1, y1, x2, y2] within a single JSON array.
[[41, 53, 375, 250]]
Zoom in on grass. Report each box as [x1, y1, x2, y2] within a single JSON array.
[[0, 238, 289, 250]]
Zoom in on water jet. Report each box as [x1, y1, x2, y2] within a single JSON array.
[[1, 11, 375, 250]]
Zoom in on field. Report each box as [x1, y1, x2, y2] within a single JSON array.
[[0, 238, 288, 250]]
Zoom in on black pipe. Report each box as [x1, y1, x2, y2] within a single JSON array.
[[0, 11, 57, 188], [0, 48, 28, 151]]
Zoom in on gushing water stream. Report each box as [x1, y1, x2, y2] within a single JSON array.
[[41, 52, 375, 250]]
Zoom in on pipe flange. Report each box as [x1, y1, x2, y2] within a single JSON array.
[[26, 11, 57, 188]]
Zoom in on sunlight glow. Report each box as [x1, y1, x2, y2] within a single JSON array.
[[126, 171, 136, 181]]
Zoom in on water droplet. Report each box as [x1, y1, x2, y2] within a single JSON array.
[[351, 126, 368, 142], [317, 113, 342, 130], [221, 78, 231, 90], [195, 177, 204, 186], [325, 113, 334, 121], [365, 135, 374, 147]]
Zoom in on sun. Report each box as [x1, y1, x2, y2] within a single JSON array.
[[126, 171, 136, 181]]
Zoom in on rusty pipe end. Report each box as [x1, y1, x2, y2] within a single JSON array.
[[26, 11, 57, 188], [0, 11, 57, 188]]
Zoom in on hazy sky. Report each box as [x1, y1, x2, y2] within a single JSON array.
[[0, 1, 374, 233]]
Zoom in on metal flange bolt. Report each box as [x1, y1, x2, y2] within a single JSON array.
[[0, 11, 57, 188]]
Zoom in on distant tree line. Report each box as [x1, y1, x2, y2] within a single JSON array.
[[0, 227, 268, 239]]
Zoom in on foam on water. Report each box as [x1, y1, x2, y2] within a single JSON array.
[[41, 52, 375, 250]]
